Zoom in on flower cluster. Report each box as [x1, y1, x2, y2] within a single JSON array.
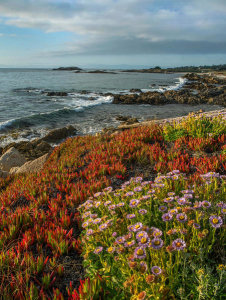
[[79, 170, 225, 299]]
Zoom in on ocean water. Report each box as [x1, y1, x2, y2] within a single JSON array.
[[0, 68, 222, 146]]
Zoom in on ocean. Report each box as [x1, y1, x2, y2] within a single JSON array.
[[0, 68, 222, 146]]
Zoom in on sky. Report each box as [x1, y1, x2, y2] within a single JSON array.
[[0, 0, 226, 68]]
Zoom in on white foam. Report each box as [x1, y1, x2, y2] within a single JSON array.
[[142, 77, 187, 93], [63, 94, 114, 112], [0, 118, 15, 130]]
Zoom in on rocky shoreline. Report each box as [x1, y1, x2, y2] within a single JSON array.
[[0, 126, 77, 177], [0, 72, 225, 178], [1, 108, 225, 178], [112, 73, 226, 107]]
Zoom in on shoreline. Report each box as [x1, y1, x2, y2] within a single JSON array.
[[116, 108, 226, 130], [112, 73, 226, 106], [0, 72, 225, 160], [1, 108, 225, 178], [0, 108, 225, 298]]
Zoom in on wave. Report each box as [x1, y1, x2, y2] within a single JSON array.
[[12, 87, 44, 94], [142, 77, 187, 93], [0, 94, 113, 132]]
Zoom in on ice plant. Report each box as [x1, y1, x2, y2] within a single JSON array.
[[0, 113, 225, 299]]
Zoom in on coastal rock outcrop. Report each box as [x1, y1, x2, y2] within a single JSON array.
[[53, 67, 82, 71], [113, 92, 168, 105], [76, 70, 117, 74], [0, 147, 26, 172], [130, 89, 142, 93], [116, 115, 139, 125], [112, 73, 226, 107], [46, 91, 68, 97], [10, 153, 49, 174], [2, 140, 52, 161], [41, 125, 77, 143]]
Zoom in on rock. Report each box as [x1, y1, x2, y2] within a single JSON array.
[[115, 115, 131, 122], [113, 92, 168, 105], [86, 70, 116, 74], [46, 91, 68, 97], [184, 73, 201, 81], [112, 73, 226, 107], [41, 125, 77, 143], [0, 169, 9, 178], [113, 94, 138, 104], [76, 70, 116, 74], [35, 141, 52, 152], [53, 67, 82, 71], [122, 118, 139, 125], [130, 89, 142, 93], [10, 153, 49, 174], [9, 167, 20, 175], [0, 147, 3, 156], [115, 115, 139, 125], [80, 90, 89, 94], [0, 147, 26, 172], [2, 140, 52, 161]]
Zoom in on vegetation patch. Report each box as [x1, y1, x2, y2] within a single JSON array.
[[0, 113, 225, 299]]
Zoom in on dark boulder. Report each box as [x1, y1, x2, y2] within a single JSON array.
[[46, 91, 68, 97], [41, 125, 77, 143], [130, 89, 142, 93], [53, 67, 82, 71], [113, 92, 167, 105], [115, 115, 139, 125], [184, 73, 201, 81], [86, 70, 116, 74], [2, 140, 52, 161]]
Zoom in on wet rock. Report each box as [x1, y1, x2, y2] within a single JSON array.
[[113, 92, 168, 105], [0, 147, 26, 172], [85, 70, 116, 74], [112, 73, 225, 107], [115, 115, 139, 125], [41, 125, 77, 143], [46, 91, 68, 97], [36, 141, 52, 152], [79, 90, 89, 94], [113, 94, 138, 104], [104, 92, 114, 97], [130, 89, 142, 93], [53, 67, 82, 71], [184, 73, 201, 81]]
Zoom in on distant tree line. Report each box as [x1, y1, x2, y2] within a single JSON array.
[[152, 64, 226, 72]]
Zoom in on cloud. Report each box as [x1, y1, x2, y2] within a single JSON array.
[[0, 0, 225, 56], [42, 38, 226, 56]]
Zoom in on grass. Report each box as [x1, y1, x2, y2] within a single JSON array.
[[0, 112, 225, 299]]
